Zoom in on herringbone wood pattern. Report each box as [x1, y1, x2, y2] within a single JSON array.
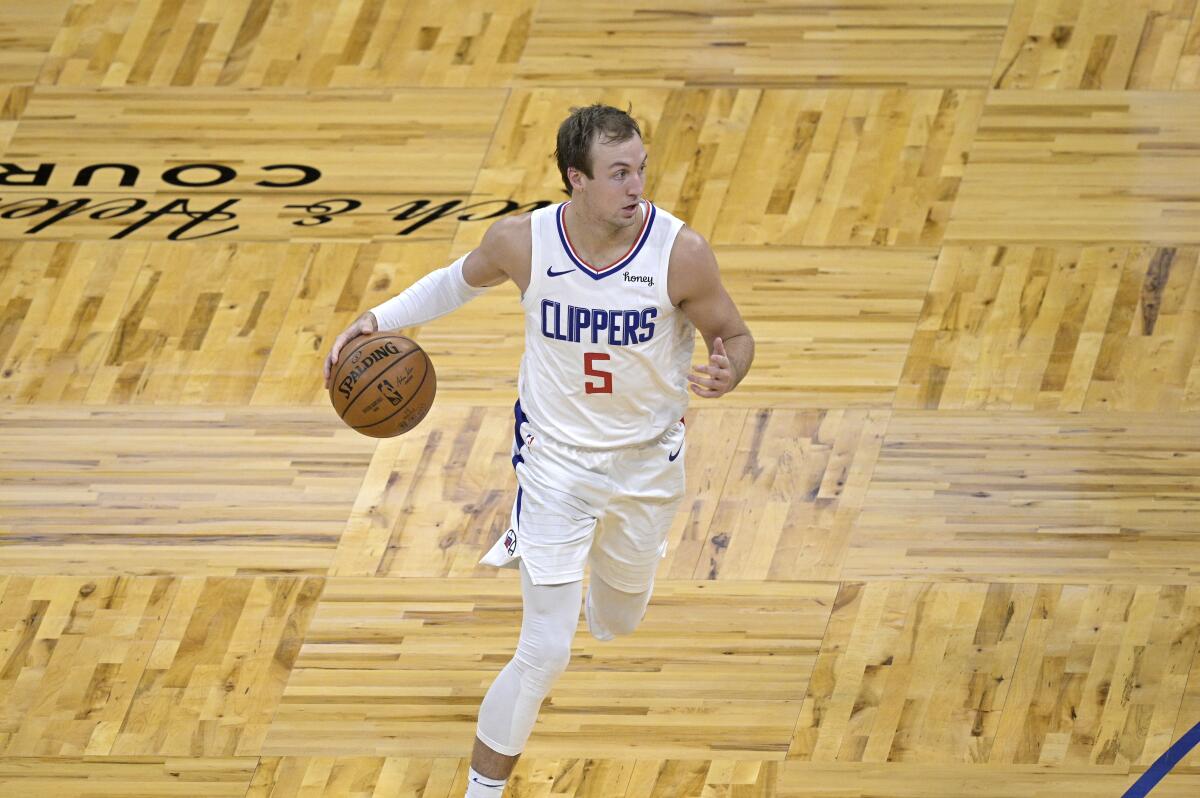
[[2, 1, 1200, 796]]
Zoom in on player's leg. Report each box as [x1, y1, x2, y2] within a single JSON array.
[[584, 570, 654, 640], [585, 502, 672, 641], [586, 420, 686, 641], [471, 408, 605, 794], [468, 563, 582, 796]]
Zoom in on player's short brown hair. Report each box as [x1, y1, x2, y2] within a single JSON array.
[[555, 104, 642, 195]]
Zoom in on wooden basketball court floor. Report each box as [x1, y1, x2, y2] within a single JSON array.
[[2, 1, 1200, 795]]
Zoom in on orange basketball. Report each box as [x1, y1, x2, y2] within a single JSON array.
[[329, 332, 436, 438]]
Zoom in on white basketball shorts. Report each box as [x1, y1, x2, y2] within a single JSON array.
[[480, 400, 686, 592]]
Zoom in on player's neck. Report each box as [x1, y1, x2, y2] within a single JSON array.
[[563, 199, 641, 263]]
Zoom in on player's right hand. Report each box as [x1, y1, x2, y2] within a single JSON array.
[[324, 311, 379, 388]]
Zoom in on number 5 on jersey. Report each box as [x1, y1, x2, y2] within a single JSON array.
[[584, 353, 612, 394]]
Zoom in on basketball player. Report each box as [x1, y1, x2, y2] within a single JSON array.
[[324, 105, 754, 797]]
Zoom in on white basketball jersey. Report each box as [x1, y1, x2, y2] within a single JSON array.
[[518, 200, 694, 449]]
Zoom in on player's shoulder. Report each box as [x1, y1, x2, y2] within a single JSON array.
[[668, 224, 718, 270], [488, 212, 534, 239], [480, 212, 534, 259], [666, 224, 720, 304]]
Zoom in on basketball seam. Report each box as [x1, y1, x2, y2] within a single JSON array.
[[334, 333, 401, 381], [352, 356, 434, 432], [338, 345, 422, 419], [330, 334, 411, 410]]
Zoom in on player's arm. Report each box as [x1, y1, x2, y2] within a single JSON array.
[[323, 216, 526, 387], [669, 227, 755, 399]]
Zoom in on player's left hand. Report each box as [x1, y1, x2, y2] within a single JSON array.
[[688, 337, 734, 399]]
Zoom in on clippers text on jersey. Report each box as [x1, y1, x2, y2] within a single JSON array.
[[540, 300, 657, 346]]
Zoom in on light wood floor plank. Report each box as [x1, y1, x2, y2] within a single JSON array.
[[329, 404, 518, 579], [182, 758, 1200, 792], [0, 574, 322, 757], [994, 0, 1200, 90], [672, 409, 890, 582], [0, 240, 938, 406], [0, 756, 257, 796], [947, 91, 1200, 243], [791, 582, 1200, 767], [39, 0, 540, 89], [515, 0, 1015, 88], [38, 0, 1019, 91], [0, 84, 29, 154], [774, 762, 1200, 797], [897, 245, 1200, 411], [1, 86, 505, 197], [263, 578, 835, 759], [700, 248, 939, 406], [459, 88, 985, 248], [843, 411, 1200, 584], [0, 0, 70, 162], [322, 405, 888, 581], [0, 407, 372, 575], [0, 1, 71, 86]]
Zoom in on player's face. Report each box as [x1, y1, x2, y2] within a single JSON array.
[[580, 134, 647, 228]]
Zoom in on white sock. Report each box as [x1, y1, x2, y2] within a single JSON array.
[[465, 766, 506, 797]]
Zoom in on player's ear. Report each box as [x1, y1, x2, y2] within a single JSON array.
[[567, 166, 585, 192]]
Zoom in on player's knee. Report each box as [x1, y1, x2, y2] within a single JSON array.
[[540, 636, 572, 677], [516, 638, 571, 693], [587, 586, 651, 640]]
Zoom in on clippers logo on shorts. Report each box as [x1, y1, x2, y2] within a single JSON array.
[[504, 529, 518, 555], [337, 341, 401, 399]]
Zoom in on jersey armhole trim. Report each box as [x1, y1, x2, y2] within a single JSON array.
[[524, 204, 556, 308], [660, 218, 685, 310]]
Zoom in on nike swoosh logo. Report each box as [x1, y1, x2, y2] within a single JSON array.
[[546, 266, 573, 277], [668, 443, 684, 462], [470, 776, 506, 788]]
